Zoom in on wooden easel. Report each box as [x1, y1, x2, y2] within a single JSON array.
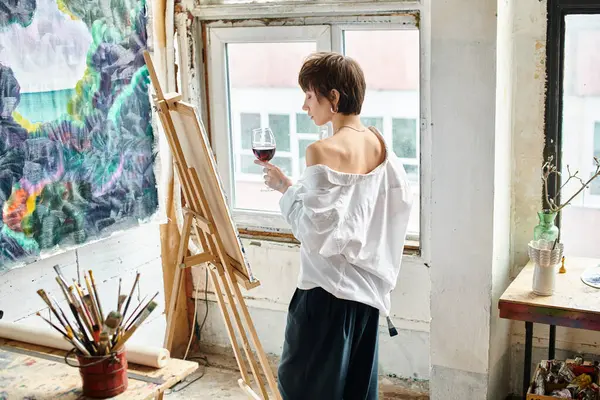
[[143, 51, 281, 400]]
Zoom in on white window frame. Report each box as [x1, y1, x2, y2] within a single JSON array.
[[208, 25, 331, 232], [203, 8, 431, 254]]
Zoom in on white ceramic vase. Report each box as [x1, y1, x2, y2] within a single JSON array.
[[528, 239, 564, 296]]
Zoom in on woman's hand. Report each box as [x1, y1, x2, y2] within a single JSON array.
[[254, 160, 292, 193]]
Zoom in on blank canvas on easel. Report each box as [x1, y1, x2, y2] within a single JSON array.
[[166, 102, 256, 284]]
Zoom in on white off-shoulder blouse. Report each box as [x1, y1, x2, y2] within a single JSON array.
[[279, 128, 413, 316]]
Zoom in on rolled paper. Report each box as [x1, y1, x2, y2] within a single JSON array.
[[0, 321, 170, 368]]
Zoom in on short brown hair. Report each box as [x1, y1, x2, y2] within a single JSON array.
[[298, 52, 366, 115]]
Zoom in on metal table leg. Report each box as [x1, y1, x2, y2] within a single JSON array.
[[549, 325, 556, 360], [523, 321, 533, 399]]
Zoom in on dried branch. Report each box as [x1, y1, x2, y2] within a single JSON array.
[[542, 156, 559, 212], [542, 156, 600, 214], [553, 165, 583, 203]]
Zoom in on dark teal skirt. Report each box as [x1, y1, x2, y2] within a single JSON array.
[[278, 287, 380, 400]]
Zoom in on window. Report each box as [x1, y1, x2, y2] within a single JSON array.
[[360, 117, 384, 132], [343, 29, 420, 237], [545, 1, 600, 257], [207, 17, 422, 244], [392, 118, 419, 184]]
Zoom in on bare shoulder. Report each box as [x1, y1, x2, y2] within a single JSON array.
[[306, 139, 341, 168], [305, 141, 327, 167]]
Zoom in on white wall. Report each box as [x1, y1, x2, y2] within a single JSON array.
[[429, 0, 505, 397], [489, 0, 514, 397]]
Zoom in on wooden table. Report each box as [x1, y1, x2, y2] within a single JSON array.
[[498, 257, 600, 399], [0, 338, 199, 399]]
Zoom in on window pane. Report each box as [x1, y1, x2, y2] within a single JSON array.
[[590, 171, 600, 196], [269, 114, 291, 151], [240, 113, 260, 150], [560, 15, 600, 257], [393, 118, 417, 159], [344, 30, 420, 238], [296, 113, 320, 134], [594, 122, 600, 159], [361, 117, 383, 132], [227, 41, 316, 212], [235, 155, 293, 213], [404, 164, 419, 184], [298, 138, 317, 174]]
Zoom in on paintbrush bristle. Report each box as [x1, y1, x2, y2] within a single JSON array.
[[117, 294, 127, 311], [105, 311, 122, 330], [147, 301, 157, 313]]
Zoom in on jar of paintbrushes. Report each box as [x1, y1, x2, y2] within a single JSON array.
[[36, 265, 159, 399]]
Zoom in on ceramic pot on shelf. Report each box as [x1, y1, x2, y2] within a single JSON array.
[[528, 239, 564, 296]]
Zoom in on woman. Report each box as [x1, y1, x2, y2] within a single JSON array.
[[255, 52, 413, 400]]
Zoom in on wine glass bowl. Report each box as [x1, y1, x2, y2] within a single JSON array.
[[252, 146, 276, 162], [252, 127, 277, 191]]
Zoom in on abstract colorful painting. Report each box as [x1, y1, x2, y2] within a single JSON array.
[[0, 0, 157, 269]]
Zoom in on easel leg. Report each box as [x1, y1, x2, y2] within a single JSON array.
[[239, 378, 263, 400], [223, 267, 281, 400], [207, 267, 251, 383], [215, 265, 269, 399]]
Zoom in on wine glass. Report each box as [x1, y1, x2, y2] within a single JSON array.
[[252, 127, 277, 191]]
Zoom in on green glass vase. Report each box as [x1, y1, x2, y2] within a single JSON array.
[[533, 210, 559, 242]]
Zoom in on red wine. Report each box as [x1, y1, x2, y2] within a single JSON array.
[[253, 146, 276, 162]]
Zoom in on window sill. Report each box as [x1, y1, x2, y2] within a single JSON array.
[[239, 227, 421, 256]]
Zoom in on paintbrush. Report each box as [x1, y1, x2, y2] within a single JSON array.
[[77, 281, 98, 333], [36, 311, 68, 338], [53, 265, 70, 291], [124, 291, 159, 332], [102, 311, 122, 338], [83, 294, 102, 342], [84, 273, 102, 328], [98, 331, 110, 355], [88, 270, 104, 323], [65, 285, 95, 352], [55, 277, 72, 306], [83, 295, 96, 325], [55, 278, 92, 346], [48, 293, 76, 334], [36, 311, 91, 356], [68, 285, 94, 335], [117, 277, 122, 309], [55, 278, 89, 337], [117, 294, 127, 314], [121, 293, 149, 329], [64, 326, 92, 356], [74, 280, 96, 329], [114, 294, 128, 346], [113, 301, 157, 351], [121, 272, 140, 323], [36, 289, 68, 330], [68, 336, 91, 356]]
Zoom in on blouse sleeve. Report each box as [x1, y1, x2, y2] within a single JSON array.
[[279, 180, 342, 256]]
